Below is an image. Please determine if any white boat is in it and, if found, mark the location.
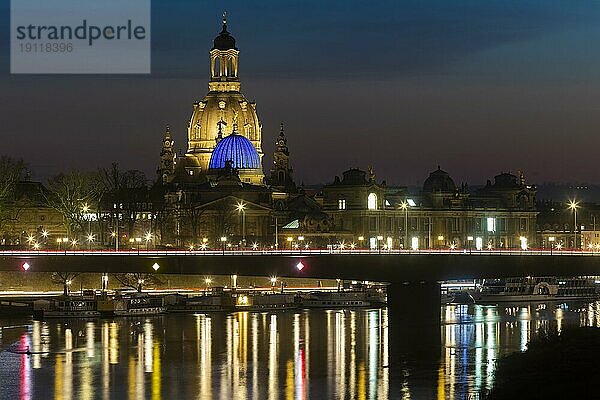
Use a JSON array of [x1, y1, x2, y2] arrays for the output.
[[475, 277, 600, 303], [33, 296, 101, 318], [109, 294, 166, 316], [299, 288, 386, 308]]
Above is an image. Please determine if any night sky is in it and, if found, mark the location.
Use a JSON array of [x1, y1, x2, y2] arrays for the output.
[[1, 0, 600, 186]]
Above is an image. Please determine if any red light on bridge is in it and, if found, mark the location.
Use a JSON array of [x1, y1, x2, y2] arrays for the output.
[[296, 261, 305, 271], [21, 262, 30, 271]]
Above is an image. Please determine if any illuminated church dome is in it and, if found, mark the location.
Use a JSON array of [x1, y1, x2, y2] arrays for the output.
[[209, 132, 261, 170], [182, 14, 264, 185]]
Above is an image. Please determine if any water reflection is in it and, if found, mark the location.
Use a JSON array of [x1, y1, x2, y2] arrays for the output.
[[0, 303, 598, 399], [440, 301, 598, 398]]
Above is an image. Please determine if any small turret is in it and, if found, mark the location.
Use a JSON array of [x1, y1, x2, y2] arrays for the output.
[[157, 125, 176, 184], [268, 123, 297, 192]]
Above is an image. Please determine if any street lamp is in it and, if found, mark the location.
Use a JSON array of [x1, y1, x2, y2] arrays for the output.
[[81, 203, 91, 236], [86, 233, 95, 250], [220, 236, 227, 254], [236, 201, 246, 246], [270, 276, 277, 293], [568, 200, 579, 250], [548, 236, 556, 255], [400, 201, 408, 250], [205, 277, 212, 294], [286, 236, 293, 250], [144, 232, 153, 250]]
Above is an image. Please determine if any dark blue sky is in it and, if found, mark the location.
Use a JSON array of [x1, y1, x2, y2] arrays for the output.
[[1, 0, 600, 185]]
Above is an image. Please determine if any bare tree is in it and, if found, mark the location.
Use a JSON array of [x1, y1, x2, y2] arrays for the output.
[[51, 272, 81, 296], [99, 163, 149, 238], [44, 171, 103, 236], [0, 157, 29, 232], [113, 272, 162, 293]]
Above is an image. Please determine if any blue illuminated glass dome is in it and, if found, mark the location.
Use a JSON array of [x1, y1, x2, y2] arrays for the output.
[[209, 133, 261, 170]]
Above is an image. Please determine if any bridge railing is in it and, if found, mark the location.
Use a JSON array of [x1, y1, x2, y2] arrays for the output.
[[0, 249, 598, 256]]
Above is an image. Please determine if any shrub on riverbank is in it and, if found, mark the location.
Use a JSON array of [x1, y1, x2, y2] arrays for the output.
[[487, 327, 600, 399]]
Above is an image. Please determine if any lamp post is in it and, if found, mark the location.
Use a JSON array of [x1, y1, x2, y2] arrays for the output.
[[236, 201, 246, 247], [548, 236, 555, 255], [220, 236, 227, 255], [358, 236, 364, 250], [144, 232, 153, 251], [205, 277, 212, 294], [86, 233, 95, 251], [568, 200, 579, 250], [400, 201, 408, 250], [376, 235, 384, 254], [82, 203, 91, 239]]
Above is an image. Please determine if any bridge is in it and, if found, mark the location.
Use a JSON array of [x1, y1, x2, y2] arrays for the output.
[[1, 249, 600, 282]]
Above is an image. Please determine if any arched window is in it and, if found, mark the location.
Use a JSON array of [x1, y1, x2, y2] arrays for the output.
[[367, 193, 377, 210], [213, 57, 221, 77], [228, 58, 236, 77]]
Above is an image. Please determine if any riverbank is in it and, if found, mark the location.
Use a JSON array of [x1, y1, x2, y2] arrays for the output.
[[487, 327, 600, 399]]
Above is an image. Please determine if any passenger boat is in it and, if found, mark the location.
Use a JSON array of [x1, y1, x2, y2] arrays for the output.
[[235, 292, 297, 311], [475, 276, 600, 303], [165, 289, 235, 313], [109, 294, 166, 316], [166, 289, 297, 312], [298, 285, 386, 308], [33, 295, 100, 318]]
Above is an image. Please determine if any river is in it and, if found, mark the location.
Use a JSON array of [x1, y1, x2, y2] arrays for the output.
[[0, 301, 597, 399]]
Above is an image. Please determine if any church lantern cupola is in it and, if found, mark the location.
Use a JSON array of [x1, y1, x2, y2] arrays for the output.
[[209, 12, 240, 93]]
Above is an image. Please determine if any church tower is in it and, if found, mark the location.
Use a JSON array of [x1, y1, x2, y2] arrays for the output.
[[268, 123, 296, 192], [157, 125, 175, 184], [184, 13, 263, 182]]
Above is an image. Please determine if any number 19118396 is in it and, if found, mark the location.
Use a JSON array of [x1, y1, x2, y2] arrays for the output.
[[19, 42, 73, 52]]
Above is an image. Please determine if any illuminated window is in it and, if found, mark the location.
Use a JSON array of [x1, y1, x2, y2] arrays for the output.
[[487, 217, 496, 232], [476, 237, 483, 250], [338, 199, 346, 210], [411, 237, 419, 250], [367, 193, 377, 210], [369, 237, 377, 249], [520, 236, 528, 250]]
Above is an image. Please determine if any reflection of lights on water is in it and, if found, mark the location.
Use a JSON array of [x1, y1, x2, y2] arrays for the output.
[[380, 309, 389, 399], [20, 333, 31, 400], [64, 328, 73, 400], [556, 308, 563, 332], [32, 320, 41, 369], [86, 322, 95, 358], [102, 322, 110, 400], [368, 310, 378, 398], [268, 314, 278, 400], [293, 313, 306, 400], [109, 322, 119, 365], [251, 314, 258, 397], [144, 322, 153, 373]]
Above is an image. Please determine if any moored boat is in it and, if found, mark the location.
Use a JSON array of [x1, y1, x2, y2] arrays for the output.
[[475, 276, 600, 304]]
